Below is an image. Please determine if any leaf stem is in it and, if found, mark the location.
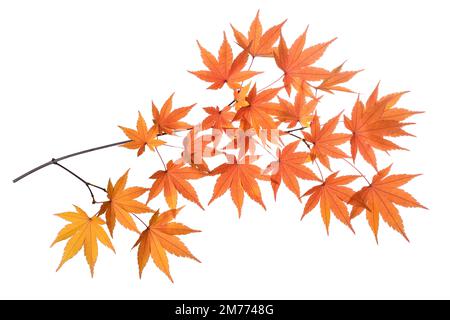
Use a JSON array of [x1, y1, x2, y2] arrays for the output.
[[131, 213, 148, 229], [342, 158, 371, 185], [240, 57, 255, 87], [287, 132, 325, 181], [248, 56, 255, 71], [314, 159, 325, 181], [155, 147, 167, 171], [258, 74, 284, 92]]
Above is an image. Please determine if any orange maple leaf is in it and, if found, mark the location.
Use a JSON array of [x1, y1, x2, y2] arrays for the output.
[[147, 160, 205, 209], [233, 84, 281, 133], [202, 105, 235, 131], [316, 62, 361, 94], [266, 92, 318, 128], [133, 207, 200, 280], [119, 112, 165, 156], [264, 141, 320, 200], [231, 10, 286, 58], [349, 165, 427, 242], [274, 28, 334, 95], [209, 155, 267, 216], [233, 82, 252, 110], [302, 173, 358, 234], [152, 93, 194, 134], [52, 206, 115, 277], [303, 113, 350, 170], [189, 33, 261, 89], [98, 170, 151, 235], [344, 85, 420, 169]]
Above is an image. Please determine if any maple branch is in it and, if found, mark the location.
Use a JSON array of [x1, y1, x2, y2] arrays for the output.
[[287, 132, 307, 143], [285, 127, 307, 133], [12, 139, 132, 183], [286, 132, 312, 151], [12, 128, 198, 184], [52, 160, 106, 204]]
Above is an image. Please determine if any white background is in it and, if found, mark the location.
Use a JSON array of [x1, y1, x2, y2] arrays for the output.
[[0, 0, 448, 299]]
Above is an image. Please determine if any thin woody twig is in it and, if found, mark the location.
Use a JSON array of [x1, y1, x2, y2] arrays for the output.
[[287, 132, 305, 141], [52, 160, 106, 204], [12, 128, 196, 183], [12, 140, 132, 183], [53, 160, 149, 228], [285, 127, 307, 133]]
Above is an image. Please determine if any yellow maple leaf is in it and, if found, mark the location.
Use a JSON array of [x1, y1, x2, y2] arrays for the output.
[[119, 111, 165, 156], [133, 207, 200, 280], [52, 205, 115, 277], [99, 170, 151, 235]]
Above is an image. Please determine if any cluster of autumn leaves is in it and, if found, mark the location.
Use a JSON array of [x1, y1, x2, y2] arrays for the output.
[[52, 12, 426, 280]]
